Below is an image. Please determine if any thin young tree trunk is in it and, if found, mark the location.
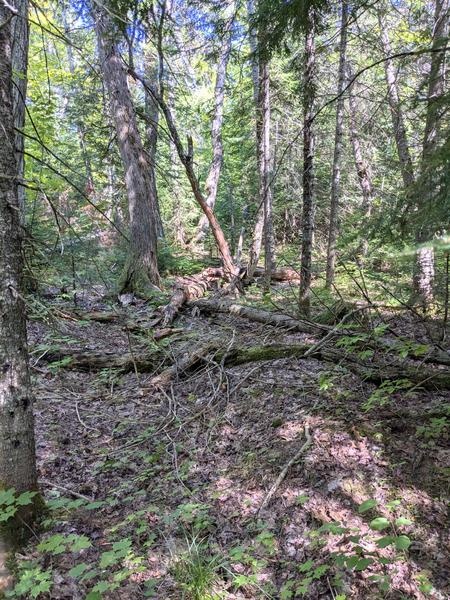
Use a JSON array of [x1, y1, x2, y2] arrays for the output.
[[259, 60, 274, 286], [299, 9, 316, 315], [347, 63, 374, 257], [246, 0, 273, 280], [193, 4, 234, 243], [144, 58, 164, 239], [11, 0, 29, 222], [62, 1, 94, 194], [325, 0, 348, 288], [94, 3, 160, 293], [165, 84, 187, 245], [0, 2, 39, 536], [378, 6, 415, 190], [133, 70, 239, 279], [144, 5, 164, 239], [246, 0, 263, 280], [413, 0, 448, 307]]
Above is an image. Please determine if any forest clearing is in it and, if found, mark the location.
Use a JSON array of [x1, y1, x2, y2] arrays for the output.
[[0, 0, 449, 598]]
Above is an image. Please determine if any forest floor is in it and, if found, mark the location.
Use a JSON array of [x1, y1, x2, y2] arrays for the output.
[[24, 283, 449, 600]]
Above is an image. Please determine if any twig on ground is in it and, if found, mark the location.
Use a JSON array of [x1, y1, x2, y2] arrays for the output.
[[75, 400, 101, 433], [304, 307, 366, 357], [258, 423, 312, 514], [40, 480, 93, 501]]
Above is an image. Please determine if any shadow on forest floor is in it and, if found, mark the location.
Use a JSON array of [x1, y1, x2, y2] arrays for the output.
[[26, 294, 449, 599]]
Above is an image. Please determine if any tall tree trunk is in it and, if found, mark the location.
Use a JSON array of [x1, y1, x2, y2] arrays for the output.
[[378, 5, 415, 190], [93, 3, 160, 293], [413, 0, 449, 307], [0, 2, 39, 537], [11, 0, 29, 222], [299, 9, 316, 315], [62, 1, 94, 194], [259, 60, 274, 286], [325, 0, 348, 288], [193, 4, 234, 243], [246, 0, 273, 280], [144, 6, 164, 239], [347, 63, 374, 257], [167, 89, 186, 245]]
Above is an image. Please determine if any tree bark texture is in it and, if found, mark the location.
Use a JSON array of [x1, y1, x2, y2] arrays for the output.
[[94, 3, 160, 292], [246, 0, 266, 279], [413, 0, 449, 306], [299, 9, 316, 315], [378, 6, 415, 190], [259, 60, 275, 285], [144, 5, 164, 239], [0, 3, 38, 513], [11, 0, 29, 222], [326, 0, 348, 288]]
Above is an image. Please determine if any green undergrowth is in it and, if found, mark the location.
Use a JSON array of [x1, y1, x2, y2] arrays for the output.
[[1, 477, 440, 599]]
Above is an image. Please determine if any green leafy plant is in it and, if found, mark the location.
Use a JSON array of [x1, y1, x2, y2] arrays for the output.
[[318, 372, 336, 392], [5, 563, 52, 599], [288, 499, 415, 597], [172, 502, 214, 533], [416, 416, 448, 441], [363, 379, 413, 411], [0, 488, 37, 523]]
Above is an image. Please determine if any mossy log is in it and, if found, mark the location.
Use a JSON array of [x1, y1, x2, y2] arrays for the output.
[[150, 341, 450, 389], [44, 349, 160, 372], [220, 344, 450, 389], [42, 341, 450, 389], [191, 299, 450, 367]]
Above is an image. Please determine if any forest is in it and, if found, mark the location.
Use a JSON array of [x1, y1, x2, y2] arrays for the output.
[[0, 0, 449, 598]]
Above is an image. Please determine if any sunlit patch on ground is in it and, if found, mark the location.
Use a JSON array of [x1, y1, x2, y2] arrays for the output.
[[23, 298, 450, 599]]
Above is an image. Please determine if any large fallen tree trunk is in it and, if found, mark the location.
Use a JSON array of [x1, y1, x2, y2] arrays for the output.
[[192, 298, 330, 335], [159, 267, 224, 326], [151, 342, 450, 389], [43, 348, 161, 372], [149, 341, 218, 387], [248, 266, 300, 282], [159, 266, 300, 326], [191, 299, 450, 367], [41, 340, 450, 389]]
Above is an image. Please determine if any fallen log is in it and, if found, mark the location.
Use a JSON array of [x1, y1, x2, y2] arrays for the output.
[[221, 344, 450, 389], [149, 341, 219, 387], [191, 299, 450, 367], [44, 348, 160, 372], [159, 267, 223, 326], [250, 266, 300, 282], [191, 299, 330, 335], [159, 266, 302, 327], [60, 309, 162, 332], [41, 340, 450, 389]]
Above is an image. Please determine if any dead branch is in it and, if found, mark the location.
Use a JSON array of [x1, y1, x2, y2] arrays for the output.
[[149, 341, 219, 387], [258, 424, 312, 513]]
